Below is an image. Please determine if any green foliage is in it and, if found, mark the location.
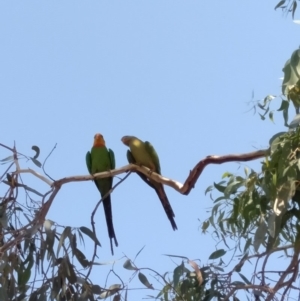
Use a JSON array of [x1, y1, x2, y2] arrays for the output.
[[154, 259, 219, 301], [0, 146, 124, 301], [205, 128, 300, 254], [255, 48, 300, 126], [275, 0, 298, 18], [282, 49, 300, 114]]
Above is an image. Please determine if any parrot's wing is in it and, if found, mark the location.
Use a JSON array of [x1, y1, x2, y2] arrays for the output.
[[126, 150, 136, 164], [108, 148, 115, 169], [144, 141, 161, 174], [127, 150, 155, 189], [86, 150, 101, 190], [86, 151, 92, 174]]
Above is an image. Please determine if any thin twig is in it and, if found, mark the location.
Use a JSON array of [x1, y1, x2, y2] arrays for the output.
[[14, 169, 53, 186], [85, 172, 132, 280], [42, 143, 57, 181]]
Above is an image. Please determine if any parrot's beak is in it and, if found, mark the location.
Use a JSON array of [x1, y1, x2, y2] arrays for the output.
[[121, 136, 127, 145]]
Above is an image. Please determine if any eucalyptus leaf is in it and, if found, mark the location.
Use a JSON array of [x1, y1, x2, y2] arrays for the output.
[[209, 249, 226, 260], [254, 219, 267, 252], [79, 226, 101, 246], [31, 145, 40, 159], [138, 272, 154, 289]]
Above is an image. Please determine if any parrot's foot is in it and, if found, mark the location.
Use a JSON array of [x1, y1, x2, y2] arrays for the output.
[[108, 169, 114, 178], [147, 169, 154, 177]]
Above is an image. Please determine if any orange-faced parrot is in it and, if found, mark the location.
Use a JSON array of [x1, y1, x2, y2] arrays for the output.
[[86, 133, 118, 255]]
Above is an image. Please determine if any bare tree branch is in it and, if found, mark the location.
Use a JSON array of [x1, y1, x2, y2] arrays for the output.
[[53, 148, 269, 195], [14, 169, 53, 186]]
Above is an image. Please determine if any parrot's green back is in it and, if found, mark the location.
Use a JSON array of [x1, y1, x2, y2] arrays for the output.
[[127, 138, 161, 174], [122, 136, 177, 230]]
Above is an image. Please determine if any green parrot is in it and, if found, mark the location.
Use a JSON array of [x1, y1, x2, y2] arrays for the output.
[[121, 135, 177, 230], [86, 133, 118, 255]]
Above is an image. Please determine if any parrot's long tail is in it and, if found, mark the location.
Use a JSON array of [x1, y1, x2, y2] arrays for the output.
[[154, 185, 178, 231], [135, 172, 177, 230], [102, 195, 118, 255]]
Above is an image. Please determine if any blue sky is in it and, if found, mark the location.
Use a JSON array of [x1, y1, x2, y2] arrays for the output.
[[0, 1, 299, 299]]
